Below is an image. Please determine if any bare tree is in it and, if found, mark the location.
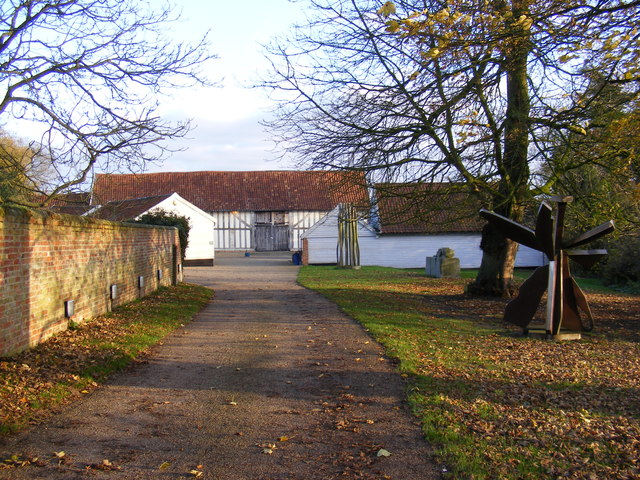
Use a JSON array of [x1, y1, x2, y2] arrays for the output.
[[263, 0, 640, 296], [0, 0, 215, 205]]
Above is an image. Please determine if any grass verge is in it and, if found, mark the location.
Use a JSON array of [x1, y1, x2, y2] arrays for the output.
[[0, 283, 212, 435], [298, 266, 640, 480]]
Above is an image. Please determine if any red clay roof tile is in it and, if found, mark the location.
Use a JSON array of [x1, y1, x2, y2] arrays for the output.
[[41, 192, 92, 215], [92, 170, 369, 212], [374, 183, 485, 234], [88, 194, 173, 222]]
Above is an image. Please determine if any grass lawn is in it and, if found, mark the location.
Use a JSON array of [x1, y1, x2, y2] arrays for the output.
[[298, 266, 640, 480], [0, 283, 212, 435]]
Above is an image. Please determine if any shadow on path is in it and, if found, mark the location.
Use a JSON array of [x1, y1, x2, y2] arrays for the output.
[[0, 253, 441, 480]]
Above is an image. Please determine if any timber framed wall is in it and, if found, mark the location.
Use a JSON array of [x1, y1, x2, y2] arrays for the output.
[[0, 207, 182, 356], [212, 210, 328, 251]]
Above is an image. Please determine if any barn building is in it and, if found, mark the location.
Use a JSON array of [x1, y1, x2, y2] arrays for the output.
[[91, 170, 368, 252]]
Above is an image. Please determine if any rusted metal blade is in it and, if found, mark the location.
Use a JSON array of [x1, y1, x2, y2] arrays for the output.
[[535, 202, 554, 260], [570, 277, 595, 332], [560, 258, 582, 332], [563, 221, 615, 249], [566, 249, 608, 269], [504, 265, 549, 328], [479, 209, 540, 252]]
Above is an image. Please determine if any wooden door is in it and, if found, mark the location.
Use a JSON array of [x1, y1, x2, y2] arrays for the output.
[[254, 225, 290, 251]]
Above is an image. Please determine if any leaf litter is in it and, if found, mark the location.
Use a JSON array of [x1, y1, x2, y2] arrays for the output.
[[299, 267, 640, 479], [0, 284, 212, 436], [412, 284, 639, 478]]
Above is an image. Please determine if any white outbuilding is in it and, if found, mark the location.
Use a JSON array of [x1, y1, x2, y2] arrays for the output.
[[301, 184, 547, 269], [85, 192, 216, 265]]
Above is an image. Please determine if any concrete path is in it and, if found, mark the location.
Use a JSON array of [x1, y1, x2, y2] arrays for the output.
[[0, 252, 440, 479]]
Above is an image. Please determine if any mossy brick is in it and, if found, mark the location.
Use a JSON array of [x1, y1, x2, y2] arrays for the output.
[[0, 206, 181, 355]]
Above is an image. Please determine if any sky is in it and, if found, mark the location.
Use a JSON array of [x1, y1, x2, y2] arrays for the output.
[[153, 0, 306, 173]]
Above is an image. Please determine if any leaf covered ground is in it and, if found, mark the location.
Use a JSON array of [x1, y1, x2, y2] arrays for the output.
[[298, 266, 640, 480], [0, 283, 212, 435]]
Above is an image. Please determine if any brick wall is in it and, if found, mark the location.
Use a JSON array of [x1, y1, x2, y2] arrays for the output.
[[0, 207, 182, 356]]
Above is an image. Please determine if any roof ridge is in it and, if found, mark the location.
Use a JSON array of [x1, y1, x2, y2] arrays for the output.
[[103, 193, 173, 205]]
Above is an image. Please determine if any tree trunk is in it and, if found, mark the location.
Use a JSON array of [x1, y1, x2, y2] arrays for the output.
[[468, 0, 532, 297], [467, 221, 520, 297]]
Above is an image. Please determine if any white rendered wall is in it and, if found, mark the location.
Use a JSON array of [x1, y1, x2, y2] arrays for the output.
[[290, 211, 327, 250], [303, 208, 546, 268], [150, 194, 216, 262]]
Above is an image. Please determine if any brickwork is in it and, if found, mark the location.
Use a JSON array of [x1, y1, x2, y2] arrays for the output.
[[302, 238, 309, 265], [0, 207, 182, 356]]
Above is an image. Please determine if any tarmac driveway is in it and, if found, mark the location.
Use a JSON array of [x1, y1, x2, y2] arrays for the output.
[[0, 252, 440, 479]]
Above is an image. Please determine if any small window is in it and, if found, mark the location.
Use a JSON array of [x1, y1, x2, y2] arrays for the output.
[[255, 212, 271, 224], [273, 212, 288, 225]]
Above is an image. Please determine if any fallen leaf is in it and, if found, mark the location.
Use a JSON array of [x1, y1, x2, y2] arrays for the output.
[[159, 461, 171, 470], [89, 459, 120, 471], [53, 451, 65, 458], [262, 448, 273, 455], [278, 436, 289, 442], [377, 449, 391, 457]]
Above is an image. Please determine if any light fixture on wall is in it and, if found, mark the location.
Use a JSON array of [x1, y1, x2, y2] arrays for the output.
[[138, 276, 144, 289], [110, 284, 117, 300], [64, 300, 75, 318]]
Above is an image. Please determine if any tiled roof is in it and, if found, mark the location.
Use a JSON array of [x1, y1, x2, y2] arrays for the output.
[[46, 192, 91, 206], [43, 192, 93, 216], [374, 183, 485, 234], [87, 194, 172, 222], [92, 170, 369, 212], [51, 205, 93, 216]]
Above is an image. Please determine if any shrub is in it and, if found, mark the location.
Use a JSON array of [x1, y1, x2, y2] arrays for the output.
[[131, 209, 191, 259], [600, 235, 640, 292]]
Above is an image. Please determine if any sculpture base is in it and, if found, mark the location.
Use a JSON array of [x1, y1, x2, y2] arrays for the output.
[[522, 328, 582, 341]]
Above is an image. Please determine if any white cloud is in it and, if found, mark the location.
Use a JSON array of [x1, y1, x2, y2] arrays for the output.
[[155, 115, 296, 172], [147, 0, 306, 172]]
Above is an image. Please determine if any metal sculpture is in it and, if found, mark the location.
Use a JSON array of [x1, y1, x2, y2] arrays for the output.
[[337, 203, 361, 269], [480, 196, 614, 338]]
